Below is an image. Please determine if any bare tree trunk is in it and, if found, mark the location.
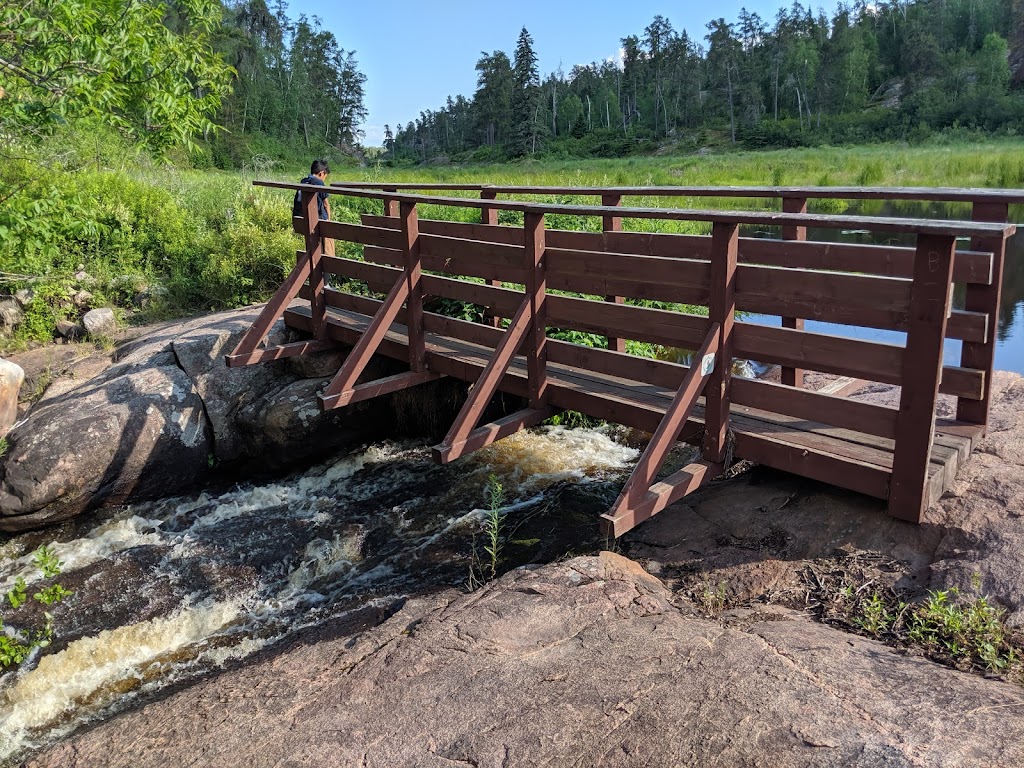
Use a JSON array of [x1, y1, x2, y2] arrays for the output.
[[773, 57, 779, 120], [551, 82, 557, 136], [727, 63, 736, 144]]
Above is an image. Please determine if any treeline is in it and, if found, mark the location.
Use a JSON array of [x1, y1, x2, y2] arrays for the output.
[[387, 0, 1024, 162], [207, 0, 367, 168]]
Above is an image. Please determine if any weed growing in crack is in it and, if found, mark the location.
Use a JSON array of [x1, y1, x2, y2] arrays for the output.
[[467, 474, 506, 591], [804, 565, 1019, 676]]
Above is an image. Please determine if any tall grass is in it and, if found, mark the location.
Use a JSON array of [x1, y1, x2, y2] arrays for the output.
[[6, 136, 1024, 348]]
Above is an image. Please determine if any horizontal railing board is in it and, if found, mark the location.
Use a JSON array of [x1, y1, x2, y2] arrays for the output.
[[258, 181, 1016, 238], [730, 377, 898, 440], [324, 243, 985, 343], [362, 214, 526, 246], [364, 245, 528, 283], [284, 303, 895, 500], [319, 255, 711, 350], [545, 248, 712, 297], [362, 214, 994, 285], [732, 322, 984, 399], [735, 263, 911, 330], [320, 246, 988, 350], [337, 181, 1024, 206], [733, 322, 904, 384], [319, 220, 403, 249]]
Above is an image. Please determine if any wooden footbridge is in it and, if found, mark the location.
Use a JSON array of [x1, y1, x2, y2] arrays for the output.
[[229, 181, 1018, 536]]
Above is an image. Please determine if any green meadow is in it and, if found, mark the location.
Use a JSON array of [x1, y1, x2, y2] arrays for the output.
[[4, 138, 1024, 348]]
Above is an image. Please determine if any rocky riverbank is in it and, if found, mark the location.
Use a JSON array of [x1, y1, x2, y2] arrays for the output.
[[0, 307, 466, 532], [3, 306, 1024, 766]]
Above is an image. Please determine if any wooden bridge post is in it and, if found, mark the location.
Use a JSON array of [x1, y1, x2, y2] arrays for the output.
[[525, 211, 548, 408], [780, 196, 807, 388], [956, 201, 1009, 431], [482, 188, 502, 327], [889, 234, 956, 522], [602, 194, 627, 353], [302, 189, 327, 339], [401, 201, 426, 371], [480, 188, 499, 226], [383, 186, 398, 217], [702, 222, 738, 464]]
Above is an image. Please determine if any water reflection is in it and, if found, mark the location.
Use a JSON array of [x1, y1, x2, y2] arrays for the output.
[[741, 199, 1023, 374]]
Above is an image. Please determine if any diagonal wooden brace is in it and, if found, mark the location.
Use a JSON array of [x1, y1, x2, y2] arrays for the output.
[[432, 297, 536, 464], [226, 338, 338, 368], [225, 251, 329, 366], [318, 273, 411, 411], [601, 323, 722, 537]]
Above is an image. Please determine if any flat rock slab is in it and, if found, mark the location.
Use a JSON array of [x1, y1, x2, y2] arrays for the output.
[[627, 371, 1024, 625], [30, 551, 1024, 768]]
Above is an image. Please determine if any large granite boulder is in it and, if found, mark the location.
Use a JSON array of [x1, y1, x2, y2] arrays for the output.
[[0, 351, 211, 530], [0, 357, 24, 434], [28, 551, 1024, 768], [0, 306, 463, 532]]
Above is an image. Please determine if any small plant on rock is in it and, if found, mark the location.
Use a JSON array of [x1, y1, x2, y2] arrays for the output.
[[0, 545, 73, 670], [467, 474, 507, 590]]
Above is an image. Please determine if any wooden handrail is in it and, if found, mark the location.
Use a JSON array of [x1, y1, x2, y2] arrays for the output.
[[256, 181, 1016, 238], [328, 180, 1024, 206]]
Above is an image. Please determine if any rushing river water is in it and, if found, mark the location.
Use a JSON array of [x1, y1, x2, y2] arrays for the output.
[[0, 426, 668, 764]]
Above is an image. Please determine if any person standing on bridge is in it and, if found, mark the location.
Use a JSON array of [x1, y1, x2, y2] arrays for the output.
[[293, 159, 335, 256]]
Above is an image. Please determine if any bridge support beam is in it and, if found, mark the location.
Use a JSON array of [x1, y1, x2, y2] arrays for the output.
[[225, 189, 341, 367], [600, 324, 721, 538]]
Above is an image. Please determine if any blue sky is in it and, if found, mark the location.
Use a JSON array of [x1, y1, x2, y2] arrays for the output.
[[286, 1, 791, 145]]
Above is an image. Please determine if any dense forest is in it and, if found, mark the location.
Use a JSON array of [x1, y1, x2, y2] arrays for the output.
[[208, 0, 367, 168], [387, 0, 1024, 163], [0, 0, 367, 168]]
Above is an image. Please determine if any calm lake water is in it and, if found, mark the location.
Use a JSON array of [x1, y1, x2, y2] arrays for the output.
[[741, 200, 1024, 375]]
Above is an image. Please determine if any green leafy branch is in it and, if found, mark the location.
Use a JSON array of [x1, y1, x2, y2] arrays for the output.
[[0, 545, 73, 670]]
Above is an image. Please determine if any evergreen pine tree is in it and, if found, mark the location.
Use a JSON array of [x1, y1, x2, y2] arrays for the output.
[[511, 27, 541, 156]]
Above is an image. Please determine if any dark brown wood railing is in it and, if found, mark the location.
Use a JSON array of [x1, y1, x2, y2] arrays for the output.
[[229, 181, 1016, 536], [335, 181, 1020, 428]]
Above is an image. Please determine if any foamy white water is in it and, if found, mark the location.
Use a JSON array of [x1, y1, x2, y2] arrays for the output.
[[0, 427, 638, 763]]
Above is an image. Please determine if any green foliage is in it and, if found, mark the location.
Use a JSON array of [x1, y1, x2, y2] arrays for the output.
[[0, 0, 232, 152], [483, 475, 505, 581], [0, 545, 72, 670], [468, 474, 507, 589], [387, 2, 1024, 162], [829, 574, 1019, 674]]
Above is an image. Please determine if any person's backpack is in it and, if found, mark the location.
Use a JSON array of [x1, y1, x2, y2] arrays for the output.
[[291, 176, 310, 218]]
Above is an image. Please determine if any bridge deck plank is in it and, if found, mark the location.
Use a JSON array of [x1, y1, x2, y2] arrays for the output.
[[284, 304, 976, 506]]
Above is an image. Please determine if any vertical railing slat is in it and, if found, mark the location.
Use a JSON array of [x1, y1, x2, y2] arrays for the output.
[[602, 193, 626, 353], [383, 186, 398, 217], [956, 201, 1009, 431], [702, 222, 739, 464], [401, 201, 426, 371], [302, 189, 327, 340], [780, 196, 807, 388], [525, 212, 548, 408], [889, 234, 956, 522], [482, 188, 502, 327]]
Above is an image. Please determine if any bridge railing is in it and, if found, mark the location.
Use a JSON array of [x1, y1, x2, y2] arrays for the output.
[[333, 181, 1021, 432], [238, 181, 1014, 531]]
